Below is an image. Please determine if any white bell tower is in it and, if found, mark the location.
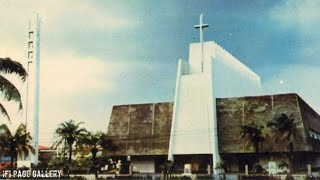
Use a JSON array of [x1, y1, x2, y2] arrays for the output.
[[26, 13, 41, 165]]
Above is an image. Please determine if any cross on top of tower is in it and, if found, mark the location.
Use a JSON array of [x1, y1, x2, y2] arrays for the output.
[[194, 14, 209, 43]]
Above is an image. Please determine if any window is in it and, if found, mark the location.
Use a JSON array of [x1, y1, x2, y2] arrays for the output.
[[28, 51, 33, 59], [28, 41, 33, 49], [309, 130, 320, 140], [28, 31, 34, 39]]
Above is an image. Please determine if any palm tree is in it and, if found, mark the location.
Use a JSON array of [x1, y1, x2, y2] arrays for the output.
[[0, 123, 35, 169], [267, 113, 301, 173], [240, 124, 265, 153], [53, 119, 87, 174], [78, 131, 117, 178], [160, 160, 173, 180], [0, 57, 27, 122]]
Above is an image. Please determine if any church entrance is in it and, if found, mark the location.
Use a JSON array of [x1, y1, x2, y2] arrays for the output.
[[173, 154, 212, 174]]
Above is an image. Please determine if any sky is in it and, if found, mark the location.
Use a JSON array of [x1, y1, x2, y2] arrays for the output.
[[1, 0, 320, 146]]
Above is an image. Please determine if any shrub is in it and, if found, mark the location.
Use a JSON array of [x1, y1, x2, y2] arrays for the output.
[[71, 176, 87, 180]]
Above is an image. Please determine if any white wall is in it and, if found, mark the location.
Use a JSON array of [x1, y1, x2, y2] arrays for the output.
[[168, 41, 261, 162], [211, 42, 261, 98], [170, 74, 213, 154]]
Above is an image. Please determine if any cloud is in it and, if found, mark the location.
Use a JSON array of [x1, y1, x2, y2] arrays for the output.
[[263, 65, 320, 113], [271, 0, 320, 32], [36, 53, 132, 145], [0, 0, 138, 61], [0, 1, 185, 146], [40, 53, 125, 96], [269, 0, 320, 66], [1, 1, 135, 31]]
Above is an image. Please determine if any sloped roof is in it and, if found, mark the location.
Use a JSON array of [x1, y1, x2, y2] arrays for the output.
[[39, 145, 50, 150]]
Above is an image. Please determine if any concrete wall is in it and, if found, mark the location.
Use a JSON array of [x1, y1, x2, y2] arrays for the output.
[[169, 41, 261, 158], [188, 41, 261, 98], [170, 74, 214, 154], [106, 102, 173, 155], [298, 96, 320, 152], [216, 93, 311, 153], [169, 42, 217, 156]]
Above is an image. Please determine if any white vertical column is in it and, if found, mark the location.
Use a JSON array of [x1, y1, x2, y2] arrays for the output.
[[24, 14, 37, 164], [31, 13, 41, 165], [168, 59, 186, 161], [24, 15, 35, 163]]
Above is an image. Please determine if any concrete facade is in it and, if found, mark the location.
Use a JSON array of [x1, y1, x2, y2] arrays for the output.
[[105, 40, 320, 174], [106, 102, 173, 156], [106, 93, 320, 173], [217, 93, 310, 153], [217, 93, 320, 172], [168, 41, 261, 173]]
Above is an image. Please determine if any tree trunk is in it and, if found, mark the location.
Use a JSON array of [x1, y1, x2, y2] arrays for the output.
[[10, 144, 14, 171], [10, 153, 14, 171], [69, 143, 72, 176], [92, 147, 98, 179], [254, 145, 259, 165], [289, 142, 294, 173]]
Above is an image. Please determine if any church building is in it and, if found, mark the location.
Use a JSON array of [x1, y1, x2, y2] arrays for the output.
[[105, 15, 320, 175]]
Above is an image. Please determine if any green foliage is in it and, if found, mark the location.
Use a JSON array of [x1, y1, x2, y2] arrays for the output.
[[71, 176, 87, 180], [160, 160, 174, 180], [267, 113, 300, 145], [48, 156, 69, 170], [0, 57, 27, 121], [77, 131, 116, 157], [267, 113, 301, 173], [48, 156, 94, 174], [0, 123, 34, 169], [76, 131, 117, 178], [53, 119, 87, 148], [36, 151, 55, 169], [53, 119, 87, 175], [253, 163, 267, 174], [71, 157, 93, 174], [240, 123, 265, 152], [160, 160, 174, 173]]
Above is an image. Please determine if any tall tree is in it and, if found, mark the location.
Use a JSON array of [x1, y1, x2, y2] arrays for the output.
[[0, 123, 35, 169], [0, 57, 27, 122], [240, 124, 265, 153], [78, 131, 117, 178], [53, 119, 87, 175], [267, 113, 301, 173]]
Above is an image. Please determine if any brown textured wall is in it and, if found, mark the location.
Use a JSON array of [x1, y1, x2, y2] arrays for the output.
[[297, 96, 320, 152], [106, 102, 173, 155], [217, 93, 310, 154], [107, 94, 318, 156]]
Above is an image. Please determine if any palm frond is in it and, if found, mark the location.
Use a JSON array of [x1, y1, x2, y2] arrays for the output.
[[52, 138, 65, 149], [0, 103, 10, 122], [0, 75, 23, 110], [0, 58, 27, 81], [0, 123, 34, 159], [280, 131, 291, 142], [0, 124, 11, 136]]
